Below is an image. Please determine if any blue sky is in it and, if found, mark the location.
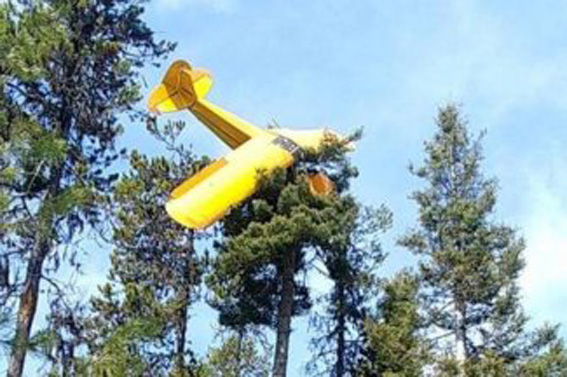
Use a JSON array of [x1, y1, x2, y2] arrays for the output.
[[6, 0, 567, 376]]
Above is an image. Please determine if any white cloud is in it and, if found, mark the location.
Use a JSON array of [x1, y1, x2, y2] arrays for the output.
[[520, 157, 567, 326]]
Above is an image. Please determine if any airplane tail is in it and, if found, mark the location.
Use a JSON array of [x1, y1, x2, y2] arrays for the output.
[[148, 60, 213, 113]]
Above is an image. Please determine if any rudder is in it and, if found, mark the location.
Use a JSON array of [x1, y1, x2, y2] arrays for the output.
[[148, 60, 213, 113]]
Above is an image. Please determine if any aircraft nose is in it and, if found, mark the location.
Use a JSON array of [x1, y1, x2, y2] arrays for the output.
[[343, 140, 356, 152]]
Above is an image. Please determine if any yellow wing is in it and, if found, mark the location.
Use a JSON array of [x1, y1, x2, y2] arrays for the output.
[[148, 60, 266, 149]]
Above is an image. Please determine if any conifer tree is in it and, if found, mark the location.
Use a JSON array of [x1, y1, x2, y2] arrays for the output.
[[400, 105, 567, 374], [81, 121, 206, 376], [308, 203, 391, 377], [0, 0, 173, 375], [21, 122, 206, 376], [208, 140, 358, 377]]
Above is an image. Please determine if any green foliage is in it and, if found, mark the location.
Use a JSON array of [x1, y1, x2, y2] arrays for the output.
[[518, 338, 567, 376], [29, 123, 206, 376], [308, 203, 392, 376], [37, 311, 166, 377], [209, 169, 321, 327], [199, 334, 270, 377], [0, 2, 67, 81], [90, 317, 165, 377], [434, 336, 567, 377], [358, 271, 428, 376], [71, 122, 203, 376], [0, 0, 174, 268]]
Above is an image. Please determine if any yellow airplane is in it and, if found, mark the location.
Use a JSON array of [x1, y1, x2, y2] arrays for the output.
[[148, 60, 353, 229]]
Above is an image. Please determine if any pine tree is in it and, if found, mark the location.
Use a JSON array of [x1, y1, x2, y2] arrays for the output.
[[358, 271, 429, 376], [81, 121, 206, 376], [208, 139, 358, 377], [400, 105, 567, 374], [308, 203, 391, 376], [1, 0, 173, 375], [16, 121, 204, 376]]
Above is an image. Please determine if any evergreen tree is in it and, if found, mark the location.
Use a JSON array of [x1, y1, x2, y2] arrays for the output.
[[23, 121, 205, 376], [82, 121, 206, 376], [0, 0, 173, 375], [208, 139, 357, 377], [400, 105, 567, 374], [357, 271, 428, 377], [308, 203, 391, 377]]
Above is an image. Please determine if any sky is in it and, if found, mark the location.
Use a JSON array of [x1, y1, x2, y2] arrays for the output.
[[5, 0, 567, 376]]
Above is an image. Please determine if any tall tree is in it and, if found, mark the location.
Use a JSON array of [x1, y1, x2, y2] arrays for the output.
[[82, 120, 206, 376], [308, 203, 391, 377], [208, 139, 357, 377], [21, 121, 205, 376], [0, 0, 173, 374], [400, 105, 566, 373]]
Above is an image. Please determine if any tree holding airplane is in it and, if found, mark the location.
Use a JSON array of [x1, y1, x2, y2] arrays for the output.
[[207, 141, 363, 377]]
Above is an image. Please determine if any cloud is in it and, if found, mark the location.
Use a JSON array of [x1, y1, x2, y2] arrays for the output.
[[520, 154, 567, 327]]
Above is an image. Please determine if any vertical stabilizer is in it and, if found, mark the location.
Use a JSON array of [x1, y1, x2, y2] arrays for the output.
[[148, 60, 266, 149]]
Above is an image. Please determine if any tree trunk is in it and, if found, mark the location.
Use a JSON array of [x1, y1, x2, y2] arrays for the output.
[[8, 240, 49, 377], [273, 249, 296, 377], [335, 279, 346, 377], [174, 290, 189, 374], [235, 328, 244, 377], [455, 300, 469, 375], [9, 164, 61, 377], [174, 232, 196, 375]]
